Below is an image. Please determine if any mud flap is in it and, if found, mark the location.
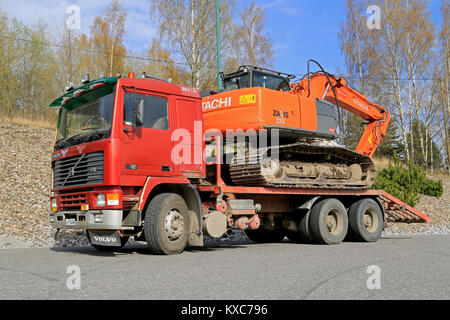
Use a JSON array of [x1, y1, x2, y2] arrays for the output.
[[88, 231, 122, 247]]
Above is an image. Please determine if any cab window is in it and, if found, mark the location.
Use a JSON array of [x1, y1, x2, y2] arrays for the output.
[[124, 92, 169, 130]]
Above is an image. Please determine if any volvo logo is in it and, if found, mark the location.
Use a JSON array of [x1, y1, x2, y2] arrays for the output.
[[61, 149, 68, 157], [69, 167, 76, 177], [76, 144, 86, 154]]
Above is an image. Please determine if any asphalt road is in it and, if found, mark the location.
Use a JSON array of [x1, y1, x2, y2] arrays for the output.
[[0, 235, 449, 300]]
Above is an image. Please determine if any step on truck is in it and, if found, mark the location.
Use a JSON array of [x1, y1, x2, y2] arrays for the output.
[[49, 65, 430, 254]]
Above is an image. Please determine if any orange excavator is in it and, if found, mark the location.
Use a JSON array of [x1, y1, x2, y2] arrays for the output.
[[201, 60, 391, 190]]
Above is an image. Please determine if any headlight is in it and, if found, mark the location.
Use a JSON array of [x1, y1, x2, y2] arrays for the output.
[[51, 198, 58, 212], [94, 214, 103, 223], [96, 194, 106, 207]]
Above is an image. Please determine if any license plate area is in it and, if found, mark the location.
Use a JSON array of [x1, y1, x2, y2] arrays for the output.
[[65, 218, 77, 226], [88, 231, 122, 247]]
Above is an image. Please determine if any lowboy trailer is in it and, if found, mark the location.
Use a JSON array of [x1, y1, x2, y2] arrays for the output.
[[49, 72, 429, 255]]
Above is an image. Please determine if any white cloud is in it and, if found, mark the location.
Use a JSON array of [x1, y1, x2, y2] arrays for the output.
[[1, 0, 157, 52], [123, 1, 158, 52], [280, 6, 303, 17], [261, 0, 286, 9]]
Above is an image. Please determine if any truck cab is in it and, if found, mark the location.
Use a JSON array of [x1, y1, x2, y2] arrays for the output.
[[50, 74, 205, 252]]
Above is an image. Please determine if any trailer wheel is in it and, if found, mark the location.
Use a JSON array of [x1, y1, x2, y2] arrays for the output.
[[298, 211, 315, 243], [144, 193, 190, 255], [86, 231, 129, 251], [348, 198, 383, 242], [245, 228, 285, 243], [286, 212, 313, 243], [309, 198, 348, 244]]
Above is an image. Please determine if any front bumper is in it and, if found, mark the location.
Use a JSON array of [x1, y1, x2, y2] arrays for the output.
[[50, 210, 123, 230]]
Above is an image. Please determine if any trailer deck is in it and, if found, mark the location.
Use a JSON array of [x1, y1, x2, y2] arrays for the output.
[[201, 138, 431, 224]]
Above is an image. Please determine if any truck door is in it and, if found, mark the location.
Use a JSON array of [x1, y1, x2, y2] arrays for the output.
[[120, 90, 174, 178]]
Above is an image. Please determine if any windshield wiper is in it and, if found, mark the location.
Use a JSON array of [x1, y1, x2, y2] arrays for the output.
[[81, 127, 102, 131]]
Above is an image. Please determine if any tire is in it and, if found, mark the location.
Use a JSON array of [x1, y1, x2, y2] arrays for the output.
[[144, 193, 190, 255], [348, 198, 383, 242], [245, 228, 285, 243], [309, 198, 348, 245], [297, 211, 315, 243], [286, 212, 312, 243], [86, 230, 129, 251]]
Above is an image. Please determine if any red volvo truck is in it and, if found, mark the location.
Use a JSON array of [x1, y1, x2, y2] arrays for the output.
[[49, 71, 429, 255]]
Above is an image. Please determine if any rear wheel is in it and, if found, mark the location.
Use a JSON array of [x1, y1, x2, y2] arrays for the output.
[[309, 198, 348, 244], [348, 198, 383, 242], [286, 212, 313, 243], [144, 193, 190, 255], [245, 228, 285, 243]]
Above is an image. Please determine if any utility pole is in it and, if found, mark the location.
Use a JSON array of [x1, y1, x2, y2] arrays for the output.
[[215, 0, 222, 90]]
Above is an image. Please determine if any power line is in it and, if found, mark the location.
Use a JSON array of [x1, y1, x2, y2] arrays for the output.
[[1, 35, 445, 81], [293, 73, 444, 81], [0, 35, 190, 67]]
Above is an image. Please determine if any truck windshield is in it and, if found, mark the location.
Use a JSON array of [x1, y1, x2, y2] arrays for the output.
[[55, 91, 115, 150]]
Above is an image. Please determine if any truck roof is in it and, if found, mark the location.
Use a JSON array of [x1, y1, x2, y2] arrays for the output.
[[50, 76, 200, 110]]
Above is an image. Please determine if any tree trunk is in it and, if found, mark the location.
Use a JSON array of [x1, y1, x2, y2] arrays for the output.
[[440, 79, 450, 172], [408, 79, 414, 161], [384, 0, 409, 161], [411, 72, 426, 166]]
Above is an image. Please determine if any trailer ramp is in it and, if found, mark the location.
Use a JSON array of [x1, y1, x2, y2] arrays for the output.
[[376, 191, 431, 223]]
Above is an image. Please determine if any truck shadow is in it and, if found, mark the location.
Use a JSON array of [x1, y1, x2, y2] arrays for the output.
[[49, 236, 414, 257], [49, 240, 260, 257]]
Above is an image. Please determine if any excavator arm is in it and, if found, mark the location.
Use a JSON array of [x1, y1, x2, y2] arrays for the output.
[[292, 73, 391, 158]]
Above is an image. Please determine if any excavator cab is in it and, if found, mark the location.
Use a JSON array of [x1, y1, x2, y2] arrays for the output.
[[220, 65, 295, 92]]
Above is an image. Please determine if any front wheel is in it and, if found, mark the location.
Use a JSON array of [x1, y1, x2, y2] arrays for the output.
[[144, 193, 190, 255]]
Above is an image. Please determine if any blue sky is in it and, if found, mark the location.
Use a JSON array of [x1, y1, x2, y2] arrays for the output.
[[1, 0, 445, 78]]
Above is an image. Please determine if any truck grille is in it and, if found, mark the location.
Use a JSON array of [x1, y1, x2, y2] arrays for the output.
[[53, 151, 104, 189], [60, 193, 88, 210]]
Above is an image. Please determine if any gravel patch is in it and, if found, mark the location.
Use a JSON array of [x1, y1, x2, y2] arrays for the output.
[[0, 121, 448, 249], [383, 177, 450, 236]]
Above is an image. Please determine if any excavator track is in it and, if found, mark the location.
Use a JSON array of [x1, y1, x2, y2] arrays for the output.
[[228, 142, 376, 190]]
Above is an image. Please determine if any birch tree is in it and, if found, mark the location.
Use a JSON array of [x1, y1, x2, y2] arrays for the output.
[[232, 1, 274, 68], [90, 0, 127, 78], [403, 0, 435, 165], [150, 0, 234, 90]]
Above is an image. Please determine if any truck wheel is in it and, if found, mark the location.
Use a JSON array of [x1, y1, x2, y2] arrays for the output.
[[286, 212, 314, 243], [309, 198, 348, 245], [348, 198, 383, 242], [144, 193, 190, 255], [297, 211, 315, 243], [86, 231, 129, 251], [245, 228, 285, 243]]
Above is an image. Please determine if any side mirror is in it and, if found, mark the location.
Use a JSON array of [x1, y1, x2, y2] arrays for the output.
[[135, 99, 145, 127]]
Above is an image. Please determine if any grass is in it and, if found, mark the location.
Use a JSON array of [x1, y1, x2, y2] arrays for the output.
[[0, 112, 56, 130], [373, 156, 449, 178], [373, 157, 391, 170]]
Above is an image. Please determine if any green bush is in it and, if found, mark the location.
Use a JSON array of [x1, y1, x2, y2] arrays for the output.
[[372, 160, 443, 207]]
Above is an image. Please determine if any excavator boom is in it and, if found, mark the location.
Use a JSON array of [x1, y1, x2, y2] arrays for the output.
[[293, 72, 391, 157]]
